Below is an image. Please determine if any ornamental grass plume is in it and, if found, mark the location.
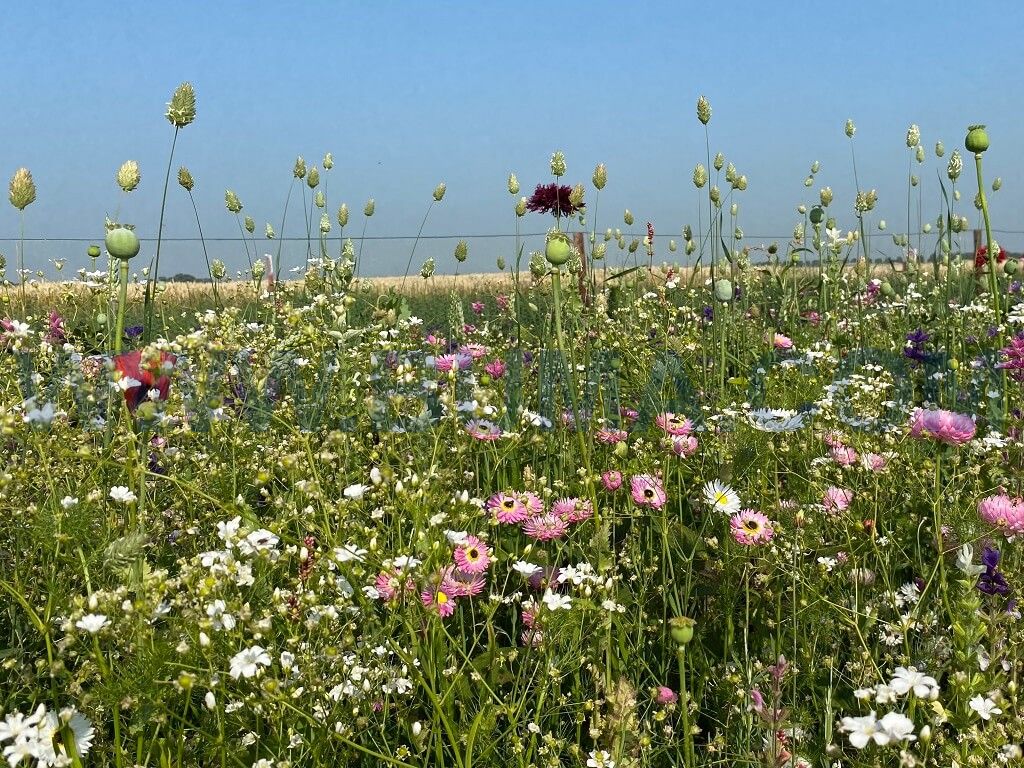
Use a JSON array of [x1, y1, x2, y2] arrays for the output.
[[909, 408, 976, 446], [117, 160, 141, 193], [8, 167, 36, 210], [165, 82, 196, 128]]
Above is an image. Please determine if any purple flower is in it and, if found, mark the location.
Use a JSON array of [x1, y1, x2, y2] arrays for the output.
[[525, 183, 583, 218], [982, 545, 1001, 569], [125, 325, 144, 339]]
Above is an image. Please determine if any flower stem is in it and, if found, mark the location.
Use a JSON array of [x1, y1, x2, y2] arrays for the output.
[[114, 259, 129, 354], [146, 127, 179, 343]]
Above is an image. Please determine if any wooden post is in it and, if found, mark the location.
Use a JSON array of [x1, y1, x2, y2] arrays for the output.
[[974, 228, 982, 255], [573, 231, 589, 306]]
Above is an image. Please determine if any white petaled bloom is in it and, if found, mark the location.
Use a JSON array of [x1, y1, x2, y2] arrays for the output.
[[970, 695, 1002, 720], [241, 529, 279, 554], [60, 496, 79, 509], [63, 710, 95, 756], [541, 590, 572, 611], [587, 750, 615, 767], [109, 486, 137, 504], [840, 712, 884, 748], [889, 666, 939, 699], [702, 480, 741, 515], [747, 408, 807, 432], [343, 483, 369, 500], [955, 544, 986, 576], [23, 400, 55, 426], [229, 645, 272, 679], [513, 560, 541, 577], [878, 712, 916, 743], [0, 707, 45, 744], [206, 600, 236, 631], [75, 614, 109, 634], [334, 544, 367, 563]]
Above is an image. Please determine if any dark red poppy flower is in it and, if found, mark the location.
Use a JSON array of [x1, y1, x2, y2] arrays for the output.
[[975, 244, 1007, 271], [525, 183, 583, 218], [113, 349, 177, 411]]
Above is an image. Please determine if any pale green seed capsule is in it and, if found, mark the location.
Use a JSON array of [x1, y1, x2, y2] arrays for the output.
[[669, 239, 677, 252], [923, 223, 932, 233], [878, 220, 886, 231], [730, 203, 738, 216], [713, 278, 733, 302], [685, 239, 696, 255], [797, 204, 807, 215], [915, 145, 925, 163]]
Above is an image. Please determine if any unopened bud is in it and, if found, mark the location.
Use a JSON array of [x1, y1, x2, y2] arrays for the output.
[[293, 156, 306, 179], [696, 95, 711, 125], [550, 151, 566, 177], [244, 215, 255, 233], [306, 166, 320, 189], [433, 182, 446, 202], [338, 203, 349, 227], [454, 240, 468, 263], [624, 209, 634, 226], [693, 164, 708, 189]]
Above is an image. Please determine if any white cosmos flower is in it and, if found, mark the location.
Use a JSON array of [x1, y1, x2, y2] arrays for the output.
[[702, 480, 741, 515], [75, 614, 109, 634], [229, 645, 271, 679], [747, 408, 807, 432]]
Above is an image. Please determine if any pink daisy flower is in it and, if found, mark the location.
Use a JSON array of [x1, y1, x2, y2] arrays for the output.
[[465, 419, 502, 441], [823, 486, 853, 513], [435, 352, 473, 372], [656, 412, 693, 436], [458, 343, 489, 360], [909, 408, 976, 446], [861, 452, 888, 472], [552, 497, 593, 523], [522, 514, 569, 541], [488, 492, 529, 524], [596, 427, 628, 445], [453, 535, 491, 574], [601, 470, 623, 491], [421, 586, 456, 618], [619, 407, 639, 423], [630, 474, 667, 509], [730, 509, 775, 545], [770, 332, 793, 351], [374, 570, 400, 601], [518, 492, 545, 516], [442, 567, 487, 598], [831, 445, 859, 466], [670, 435, 698, 458], [978, 493, 1024, 534]]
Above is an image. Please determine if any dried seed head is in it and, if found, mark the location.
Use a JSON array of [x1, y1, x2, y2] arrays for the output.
[[244, 215, 255, 233], [725, 163, 737, 183], [294, 157, 307, 179], [314, 190, 325, 209], [592, 163, 607, 191], [569, 184, 585, 209], [623, 209, 634, 226], [433, 182, 446, 202], [320, 212, 331, 234], [307, 166, 320, 189], [166, 82, 196, 128], [935, 141, 945, 158], [845, 119, 856, 138], [992, 177, 1003, 192], [947, 150, 963, 181], [906, 123, 921, 148], [550, 151, 566, 177], [515, 197, 526, 217], [364, 198, 375, 217], [693, 164, 707, 189], [323, 152, 334, 170], [117, 160, 141, 193], [225, 190, 243, 214], [177, 166, 194, 192], [915, 145, 925, 163], [696, 95, 711, 125], [508, 173, 519, 195], [337, 203, 349, 227], [265, 222, 276, 239], [454, 240, 468, 263], [811, 160, 821, 174], [8, 168, 36, 210], [713, 153, 724, 171], [420, 257, 436, 279]]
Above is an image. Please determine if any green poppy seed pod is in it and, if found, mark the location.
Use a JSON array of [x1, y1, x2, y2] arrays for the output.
[[820, 186, 833, 207], [420, 257, 436, 279], [454, 239, 468, 263], [845, 119, 856, 138], [545, 230, 572, 266], [713, 279, 733, 302], [8, 167, 36, 210], [569, 184, 585, 209], [87, 244, 101, 258], [550, 151, 566, 177], [730, 202, 738, 216], [915, 145, 925, 163], [628, 238, 639, 253], [685, 239, 696, 255], [496, 255, 506, 270], [244, 215, 255, 233], [880, 281, 895, 297], [515, 197, 526, 217], [306, 166, 320, 189], [993, 177, 1003, 191], [669, 239, 677, 252], [725, 163, 737, 183], [709, 186, 721, 206], [683, 225, 692, 241], [105, 224, 140, 260], [1005, 259, 1019, 276], [320, 212, 331, 234], [177, 166, 194, 192], [265, 223, 275, 239], [508, 172, 519, 195], [624, 209, 634, 226], [117, 160, 141, 193], [965, 124, 989, 154], [323, 152, 334, 170], [225, 190, 243, 214], [166, 82, 196, 128], [337, 203, 349, 227], [433, 182, 446, 202], [294, 157, 307, 179], [693, 163, 708, 189], [314, 190, 325, 209], [364, 198, 375, 217], [736, 175, 747, 191], [809, 206, 824, 225], [947, 150, 963, 181], [592, 163, 607, 190], [696, 95, 711, 125], [910, 174, 919, 187], [935, 141, 945, 158], [906, 123, 921, 148], [211, 259, 226, 280], [713, 152, 724, 171]]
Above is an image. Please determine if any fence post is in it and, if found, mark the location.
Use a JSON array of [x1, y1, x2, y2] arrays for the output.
[[973, 228, 982, 255]]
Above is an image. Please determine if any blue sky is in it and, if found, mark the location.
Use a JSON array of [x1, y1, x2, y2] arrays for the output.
[[2, 1, 1023, 278]]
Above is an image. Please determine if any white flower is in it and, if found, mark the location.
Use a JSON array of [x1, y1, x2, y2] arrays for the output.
[[392, 555, 421, 572], [955, 544, 986, 576], [206, 600, 236, 631], [541, 590, 572, 611], [702, 480, 741, 515], [64, 710, 95, 756], [23, 400, 55, 426], [343, 483, 369, 500], [229, 646, 272, 679], [747, 408, 807, 432], [878, 711, 916, 743], [217, 516, 241, 544], [108, 486, 137, 504], [969, 694, 1002, 720], [334, 544, 367, 562], [445, 530, 469, 545], [60, 496, 79, 509], [840, 712, 886, 748], [241, 528, 279, 554], [75, 614, 109, 634], [587, 750, 615, 767], [889, 666, 939, 699], [369, 467, 382, 485], [513, 560, 540, 577]]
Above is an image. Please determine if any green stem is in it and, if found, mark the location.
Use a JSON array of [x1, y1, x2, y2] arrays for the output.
[[114, 259, 129, 354], [974, 153, 1000, 322], [146, 127, 179, 342]]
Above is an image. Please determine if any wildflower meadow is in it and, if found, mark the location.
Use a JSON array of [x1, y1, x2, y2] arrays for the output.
[[3, 84, 1024, 768]]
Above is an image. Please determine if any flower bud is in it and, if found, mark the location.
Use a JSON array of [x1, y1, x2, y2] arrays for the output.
[[307, 166, 320, 189], [87, 244, 101, 258], [454, 240, 468, 263], [845, 119, 856, 138], [508, 172, 519, 195], [797, 204, 807, 214], [496, 255, 506, 270], [915, 145, 925, 163], [338, 203, 349, 227], [294, 157, 306, 179], [550, 151, 566, 177], [244, 215, 255, 233], [669, 239, 677, 252], [935, 141, 945, 157], [177, 167, 194, 192], [364, 198, 375, 217], [225, 190, 243, 214], [624, 209, 634, 226], [693, 164, 708, 189], [686, 240, 696, 255], [433, 182, 446, 202], [809, 206, 824, 225], [592, 163, 607, 190], [166, 82, 197, 128], [696, 95, 711, 125], [965, 124, 989, 154], [8, 168, 36, 210], [117, 160, 141, 193]]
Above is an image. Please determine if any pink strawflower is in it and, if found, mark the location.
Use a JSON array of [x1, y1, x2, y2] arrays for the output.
[[518, 492, 545, 516], [630, 474, 667, 509], [831, 445, 859, 466], [471, 301, 485, 316], [522, 514, 569, 541], [730, 509, 775, 545], [484, 358, 507, 379], [823, 486, 853, 513], [655, 412, 693, 436], [601, 470, 623, 491], [861, 452, 888, 472], [458, 343, 489, 360], [552, 497, 593, 523], [465, 419, 502, 441], [909, 408, 976, 446], [770, 332, 793, 351], [442, 567, 486, 597], [655, 686, 679, 705], [978, 493, 1024, 535], [488, 492, 528, 524], [435, 352, 473, 372], [374, 570, 400, 601], [619, 407, 639, 423], [453, 535, 491, 574], [496, 294, 510, 311], [421, 586, 456, 618], [426, 333, 447, 347], [671, 435, 698, 458], [596, 427, 628, 445]]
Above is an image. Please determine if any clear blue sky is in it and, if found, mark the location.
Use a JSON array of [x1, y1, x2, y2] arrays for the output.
[[2, 1, 1023, 279]]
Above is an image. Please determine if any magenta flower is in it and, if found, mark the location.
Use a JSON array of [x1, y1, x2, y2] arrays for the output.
[[997, 333, 1024, 381], [655, 686, 679, 705], [909, 408, 976, 446], [670, 435, 698, 458], [453, 535, 491, 574], [655, 412, 693, 436], [525, 183, 584, 218], [831, 445, 859, 466], [496, 294, 510, 311], [518, 492, 545, 516], [458, 343, 489, 360], [522, 514, 569, 541], [421, 586, 456, 618], [823, 486, 853, 513], [630, 474, 667, 509], [488, 492, 529, 524], [596, 427, 628, 445], [551, 497, 593, 523], [471, 301, 485, 316], [601, 470, 623, 491], [978, 492, 1024, 535], [484, 358, 507, 379], [730, 509, 775, 545], [442, 567, 486, 598], [465, 419, 502, 441], [435, 352, 472, 372], [770, 332, 793, 351], [861, 452, 888, 472]]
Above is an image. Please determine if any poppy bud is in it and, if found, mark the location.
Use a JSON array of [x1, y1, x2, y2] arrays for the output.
[[965, 124, 989, 154], [669, 616, 696, 645], [545, 230, 572, 266]]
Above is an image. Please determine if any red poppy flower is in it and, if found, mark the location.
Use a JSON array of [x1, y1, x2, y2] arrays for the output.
[[113, 349, 177, 411], [975, 244, 1007, 271]]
